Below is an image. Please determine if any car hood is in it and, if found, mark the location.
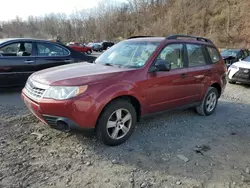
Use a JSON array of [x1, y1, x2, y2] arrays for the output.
[[31, 62, 135, 86], [233, 61, 250, 69]]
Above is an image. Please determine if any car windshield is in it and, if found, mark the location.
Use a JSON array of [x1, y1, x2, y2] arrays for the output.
[[95, 41, 160, 68], [221, 49, 240, 57]]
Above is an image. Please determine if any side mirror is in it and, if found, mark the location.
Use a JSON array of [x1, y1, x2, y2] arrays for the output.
[[154, 59, 171, 72], [149, 59, 171, 73]]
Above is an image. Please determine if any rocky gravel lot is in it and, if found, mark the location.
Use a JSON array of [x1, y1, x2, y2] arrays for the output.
[[1, 83, 250, 188]]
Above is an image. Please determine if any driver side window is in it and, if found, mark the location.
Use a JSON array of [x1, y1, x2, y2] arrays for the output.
[[157, 44, 184, 69], [0, 42, 32, 57]]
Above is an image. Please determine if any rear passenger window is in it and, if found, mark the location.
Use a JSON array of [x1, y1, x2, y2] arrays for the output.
[[207, 47, 220, 64], [187, 44, 206, 67], [37, 42, 70, 56]]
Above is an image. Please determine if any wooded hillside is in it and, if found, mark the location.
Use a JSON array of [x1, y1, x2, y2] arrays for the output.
[[0, 0, 249, 48]]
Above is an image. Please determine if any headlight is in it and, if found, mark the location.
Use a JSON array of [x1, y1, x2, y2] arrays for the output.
[[43, 85, 88, 100], [230, 64, 238, 69]]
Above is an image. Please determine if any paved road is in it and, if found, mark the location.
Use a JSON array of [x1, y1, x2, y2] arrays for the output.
[[0, 87, 24, 107]]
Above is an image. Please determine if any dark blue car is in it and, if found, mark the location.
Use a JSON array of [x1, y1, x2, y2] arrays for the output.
[[0, 38, 96, 87]]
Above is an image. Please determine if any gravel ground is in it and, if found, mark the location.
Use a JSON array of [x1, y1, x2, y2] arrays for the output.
[[1, 83, 250, 188]]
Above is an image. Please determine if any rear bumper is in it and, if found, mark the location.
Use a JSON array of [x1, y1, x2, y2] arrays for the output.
[[21, 92, 101, 130]]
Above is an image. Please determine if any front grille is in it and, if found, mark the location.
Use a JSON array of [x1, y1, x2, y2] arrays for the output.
[[24, 79, 49, 101], [233, 68, 250, 79]]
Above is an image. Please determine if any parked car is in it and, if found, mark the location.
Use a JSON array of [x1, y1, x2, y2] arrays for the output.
[[221, 48, 249, 68], [101, 41, 115, 50], [22, 35, 227, 146], [90, 43, 103, 52], [66, 42, 92, 54], [0, 38, 96, 87], [227, 56, 250, 84]]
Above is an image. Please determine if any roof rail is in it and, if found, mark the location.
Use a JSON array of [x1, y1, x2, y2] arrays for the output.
[[166, 34, 213, 44], [127, 36, 154, 39]]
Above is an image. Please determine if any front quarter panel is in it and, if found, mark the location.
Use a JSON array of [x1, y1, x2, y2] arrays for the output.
[[88, 81, 146, 117]]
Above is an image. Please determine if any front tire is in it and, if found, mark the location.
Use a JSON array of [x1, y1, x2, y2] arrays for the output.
[[196, 87, 219, 116], [96, 100, 137, 146], [86, 50, 92, 54]]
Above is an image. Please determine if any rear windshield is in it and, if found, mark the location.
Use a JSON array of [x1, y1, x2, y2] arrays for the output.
[[221, 49, 240, 57]]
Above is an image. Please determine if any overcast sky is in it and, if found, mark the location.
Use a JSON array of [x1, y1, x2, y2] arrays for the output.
[[1, 0, 125, 21]]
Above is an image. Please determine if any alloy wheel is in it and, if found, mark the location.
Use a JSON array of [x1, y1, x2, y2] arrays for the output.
[[206, 92, 217, 112], [106, 108, 132, 140]]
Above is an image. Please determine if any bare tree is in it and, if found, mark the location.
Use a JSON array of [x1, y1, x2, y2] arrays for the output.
[[0, 0, 249, 47]]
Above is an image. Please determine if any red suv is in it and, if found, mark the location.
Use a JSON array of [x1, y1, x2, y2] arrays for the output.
[[22, 35, 227, 146]]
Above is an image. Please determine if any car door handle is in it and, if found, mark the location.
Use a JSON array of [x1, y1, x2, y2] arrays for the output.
[[24, 60, 34, 64], [180, 73, 187, 78], [64, 59, 74, 63], [194, 75, 205, 79]]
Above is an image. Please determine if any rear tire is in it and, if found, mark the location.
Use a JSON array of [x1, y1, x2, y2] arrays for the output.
[[96, 100, 137, 146], [196, 87, 219, 116]]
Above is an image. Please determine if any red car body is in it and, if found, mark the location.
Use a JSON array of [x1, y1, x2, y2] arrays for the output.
[[67, 42, 92, 54], [22, 35, 227, 145]]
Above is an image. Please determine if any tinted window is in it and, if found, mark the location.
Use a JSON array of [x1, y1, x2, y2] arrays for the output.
[[207, 47, 220, 64], [0, 42, 33, 56], [157, 44, 184, 69], [187, 44, 206, 67], [37, 43, 69, 56]]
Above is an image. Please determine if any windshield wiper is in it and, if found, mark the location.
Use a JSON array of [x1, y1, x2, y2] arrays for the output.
[[103, 63, 126, 68], [104, 63, 114, 66]]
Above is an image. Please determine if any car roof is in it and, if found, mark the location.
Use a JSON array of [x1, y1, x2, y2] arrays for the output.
[[0, 38, 58, 44], [126, 36, 215, 46], [125, 37, 165, 42]]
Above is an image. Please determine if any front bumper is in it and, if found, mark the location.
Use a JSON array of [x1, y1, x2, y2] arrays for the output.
[[22, 92, 101, 131], [229, 77, 250, 84], [42, 115, 94, 132], [228, 68, 250, 84]]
